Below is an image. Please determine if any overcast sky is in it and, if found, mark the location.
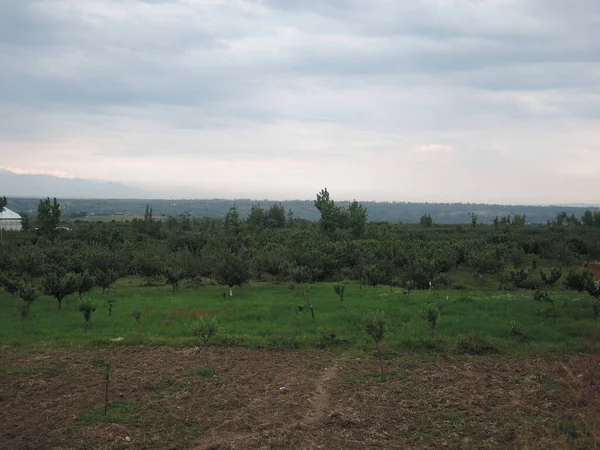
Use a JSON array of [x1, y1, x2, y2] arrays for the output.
[[0, 0, 599, 203]]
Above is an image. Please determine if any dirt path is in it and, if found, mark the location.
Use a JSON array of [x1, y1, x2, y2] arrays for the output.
[[192, 357, 341, 449], [302, 363, 338, 426]]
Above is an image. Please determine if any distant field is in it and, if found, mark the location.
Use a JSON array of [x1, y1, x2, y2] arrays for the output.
[[1, 278, 596, 354]]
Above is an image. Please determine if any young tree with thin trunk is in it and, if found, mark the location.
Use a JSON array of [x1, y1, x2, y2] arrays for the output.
[[364, 310, 387, 377]]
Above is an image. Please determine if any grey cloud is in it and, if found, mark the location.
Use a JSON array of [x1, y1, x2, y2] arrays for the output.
[[0, 0, 598, 140]]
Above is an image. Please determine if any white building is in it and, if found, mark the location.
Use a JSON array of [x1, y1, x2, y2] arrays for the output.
[[0, 208, 22, 231]]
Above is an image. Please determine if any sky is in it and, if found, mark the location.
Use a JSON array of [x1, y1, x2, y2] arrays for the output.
[[0, 0, 599, 203]]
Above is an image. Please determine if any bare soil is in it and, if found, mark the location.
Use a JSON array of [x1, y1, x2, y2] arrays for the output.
[[1, 346, 598, 449]]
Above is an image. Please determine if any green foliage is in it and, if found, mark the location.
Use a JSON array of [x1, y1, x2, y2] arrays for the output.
[[96, 270, 119, 295], [163, 265, 184, 293], [214, 252, 250, 292], [19, 212, 31, 232], [74, 271, 95, 299], [419, 214, 433, 227], [188, 367, 215, 378], [132, 310, 142, 325], [348, 200, 368, 238], [364, 310, 387, 377], [191, 316, 218, 345], [42, 272, 77, 309], [420, 303, 440, 338], [107, 298, 116, 316], [564, 268, 593, 293], [456, 331, 500, 355], [80, 401, 139, 424], [540, 267, 562, 287], [333, 283, 345, 305], [364, 310, 386, 344], [224, 205, 241, 231], [18, 282, 38, 304], [0, 274, 21, 296], [36, 197, 62, 239], [78, 299, 96, 327], [508, 320, 529, 343], [19, 303, 30, 321]]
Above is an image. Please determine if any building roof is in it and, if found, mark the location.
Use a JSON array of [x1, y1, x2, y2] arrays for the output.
[[0, 208, 21, 220]]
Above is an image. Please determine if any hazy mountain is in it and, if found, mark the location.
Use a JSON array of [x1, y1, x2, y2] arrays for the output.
[[0, 169, 150, 199]]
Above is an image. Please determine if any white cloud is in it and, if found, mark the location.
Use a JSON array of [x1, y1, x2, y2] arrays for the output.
[[412, 144, 453, 153]]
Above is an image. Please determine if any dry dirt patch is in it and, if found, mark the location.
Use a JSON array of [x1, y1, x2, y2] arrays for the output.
[[1, 347, 598, 449]]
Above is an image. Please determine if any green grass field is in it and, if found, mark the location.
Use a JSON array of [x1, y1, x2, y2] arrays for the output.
[[1, 276, 597, 354]]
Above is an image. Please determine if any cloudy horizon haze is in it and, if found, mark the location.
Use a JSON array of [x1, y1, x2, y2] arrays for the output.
[[0, 0, 599, 204]]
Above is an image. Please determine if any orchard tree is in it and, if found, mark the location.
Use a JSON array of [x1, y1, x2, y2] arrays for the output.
[[333, 283, 345, 307], [163, 265, 185, 293], [564, 268, 593, 293], [192, 316, 218, 366], [0, 274, 21, 296], [421, 303, 440, 338], [37, 197, 62, 239], [214, 252, 251, 297], [74, 271, 95, 299], [348, 200, 368, 238], [20, 213, 32, 232], [266, 203, 286, 228], [135, 250, 163, 285], [314, 188, 346, 235], [96, 269, 119, 295], [224, 205, 241, 233], [419, 214, 433, 227], [246, 204, 266, 229], [78, 300, 96, 330], [540, 267, 562, 288], [42, 272, 77, 309], [364, 310, 387, 377], [19, 282, 38, 304]]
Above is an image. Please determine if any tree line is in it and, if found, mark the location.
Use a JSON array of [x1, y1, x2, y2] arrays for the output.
[[1, 191, 600, 306]]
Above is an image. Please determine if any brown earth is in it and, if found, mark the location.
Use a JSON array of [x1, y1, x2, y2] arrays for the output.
[[1, 346, 599, 449]]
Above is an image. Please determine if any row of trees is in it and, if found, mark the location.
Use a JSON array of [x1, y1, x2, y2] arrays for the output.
[[1, 191, 599, 296]]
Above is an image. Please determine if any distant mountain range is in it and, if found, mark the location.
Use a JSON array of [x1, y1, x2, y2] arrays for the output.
[[0, 169, 149, 199]]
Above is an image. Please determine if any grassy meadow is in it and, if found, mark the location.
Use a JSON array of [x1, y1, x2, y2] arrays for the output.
[[1, 275, 597, 354]]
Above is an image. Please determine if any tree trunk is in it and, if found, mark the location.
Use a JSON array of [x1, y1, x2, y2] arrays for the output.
[[104, 364, 111, 416], [376, 342, 384, 377], [229, 287, 233, 297], [309, 304, 315, 319], [58, 298, 62, 310]]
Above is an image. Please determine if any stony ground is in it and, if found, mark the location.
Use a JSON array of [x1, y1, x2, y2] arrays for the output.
[[1, 346, 598, 449]]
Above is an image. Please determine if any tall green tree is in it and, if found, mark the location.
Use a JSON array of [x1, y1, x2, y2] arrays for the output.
[[267, 203, 286, 228], [20, 212, 31, 232], [314, 188, 346, 234], [419, 214, 433, 227], [224, 205, 241, 232], [582, 210, 594, 226], [37, 197, 62, 238], [348, 200, 368, 238]]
